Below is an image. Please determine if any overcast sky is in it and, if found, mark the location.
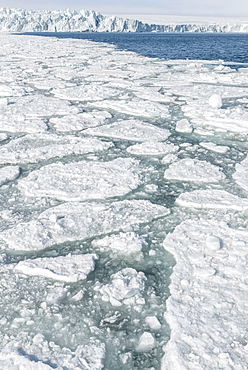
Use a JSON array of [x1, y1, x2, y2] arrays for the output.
[[1, 0, 248, 17]]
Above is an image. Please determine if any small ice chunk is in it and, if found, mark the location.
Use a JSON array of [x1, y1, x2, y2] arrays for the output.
[[161, 153, 178, 164], [200, 142, 228, 153], [175, 119, 193, 133], [99, 268, 146, 307], [0, 166, 20, 186], [136, 332, 155, 352], [209, 94, 223, 109], [145, 316, 161, 330], [164, 158, 225, 183], [206, 235, 221, 251], [15, 254, 97, 282]]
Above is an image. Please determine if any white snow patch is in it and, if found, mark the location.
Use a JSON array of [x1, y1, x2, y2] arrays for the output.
[[15, 254, 97, 283], [52, 85, 120, 101], [164, 158, 225, 182]]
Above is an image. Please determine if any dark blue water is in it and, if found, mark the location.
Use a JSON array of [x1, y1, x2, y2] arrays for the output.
[[22, 32, 248, 64]]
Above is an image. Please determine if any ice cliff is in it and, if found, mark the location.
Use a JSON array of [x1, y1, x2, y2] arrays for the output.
[[0, 8, 247, 33]]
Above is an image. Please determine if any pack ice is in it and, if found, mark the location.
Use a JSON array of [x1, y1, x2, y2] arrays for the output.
[[0, 32, 247, 370]]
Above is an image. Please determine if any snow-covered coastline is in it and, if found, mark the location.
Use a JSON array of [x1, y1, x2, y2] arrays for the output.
[[0, 8, 247, 32]]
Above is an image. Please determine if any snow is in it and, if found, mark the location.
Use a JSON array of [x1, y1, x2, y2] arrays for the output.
[[18, 158, 142, 201], [0, 31, 247, 370], [164, 158, 225, 183]]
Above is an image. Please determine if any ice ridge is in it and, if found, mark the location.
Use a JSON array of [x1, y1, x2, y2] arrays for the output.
[[0, 8, 247, 33]]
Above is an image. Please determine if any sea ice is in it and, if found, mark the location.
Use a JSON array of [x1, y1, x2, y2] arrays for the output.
[[18, 158, 141, 201], [176, 189, 248, 211], [98, 268, 146, 307], [208, 94, 223, 108], [175, 119, 193, 133], [91, 232, 145, 260], [50, 111, 112, 132], [136, 332, 156, 352], [164, 158, 225, 182], [233, 155, 248, 192], [15, 254, 97, 282], [199, 141, 228, 153], [88, 98, 170, 118], [84, 119, 170, 142], [0, 134, 112, 164], [145, 316, 162, 330], [0, 166, 20, 186], [162, 218, 248, 370], [0, 200, 169, 251], [127, 142, 178, 156], [52, 84, 120, 101]]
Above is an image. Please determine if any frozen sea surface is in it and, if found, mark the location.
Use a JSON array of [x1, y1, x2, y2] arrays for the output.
[[0, 33, 247, 370]]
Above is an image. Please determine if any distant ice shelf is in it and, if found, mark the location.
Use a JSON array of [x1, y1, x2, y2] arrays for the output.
[[0, 8, 247, 33]]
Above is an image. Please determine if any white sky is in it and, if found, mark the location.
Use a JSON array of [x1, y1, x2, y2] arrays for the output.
[[1, 0, 248, 17]]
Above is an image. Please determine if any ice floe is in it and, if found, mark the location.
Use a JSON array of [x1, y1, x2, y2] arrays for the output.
[[91, 232, 145, 261], [84, 119, 170, 142], [233, 155, 248, 192], [15, 254, 97, 282], [0, 200, 169, 251], [18, 158, 142, 201], [127, 142, 178, 156], [0, 166, 20, 186], [88, 99, 170, 118], [164, 158, 225, 182], [50, 111, 112, 132], [0, 134, 112, 164], [199, 141, 229, 153], [162, 219, 248, 370], [176, 189, 248, 211], [52, 85, 120, 101]]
